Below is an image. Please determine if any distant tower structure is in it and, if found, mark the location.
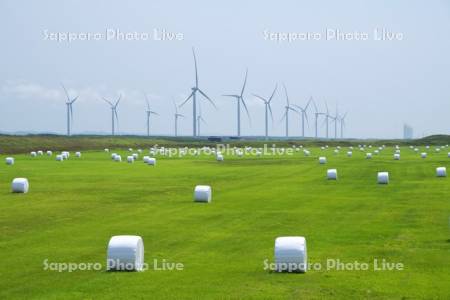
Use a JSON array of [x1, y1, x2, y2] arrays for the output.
[[403, 123, 413, 139]]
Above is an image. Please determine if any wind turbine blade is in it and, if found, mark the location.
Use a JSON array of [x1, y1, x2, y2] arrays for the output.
[[291, 104, 302, 111], [305, 112, 310, 126], [268, 104, 274, 123], [268, 84, 278, 103], [279, 111, 286, 123], [150, 111, 160, 116], [288, 106, 299, 113], [114, 94, 121, 108], [61, 83, 70, 101], [198, 89, 217, 109], [304, 97, 312, 111], [179, 92, 193, 107], [70, 96, 78, 104], [240, 68, 248, 97], [325, 101, 329, 115], [252, 94, 267, 103], [192, 48, 198, 88], [144, 93, 150, 110], [283, 84, 289, 106], [102, 97, 113, 106], [222, 94, 239, 98], [312, 98, 318, 113], [241, 97, 251, 124], [114, 110, 119, 128]]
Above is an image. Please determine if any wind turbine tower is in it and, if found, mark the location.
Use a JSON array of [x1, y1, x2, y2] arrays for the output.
[[61, 84, 78, 136], [253, 85, 277, 140], [144, 93, 159, 137], [222, 69, 251, 137], [281, 84, 299, 137], [102, 95, 121, 136]]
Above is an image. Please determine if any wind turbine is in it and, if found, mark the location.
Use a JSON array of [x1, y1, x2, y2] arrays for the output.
[[312, 99, 326, 139], [173, 100, 185, 137], [292, 97, 312, 138], [61, 84, 78, 136], [323, 101, 332, 139], [253, 85, 277, 140], [196, 102, 207, 136], [280, 84, 299, 137], [222, 69, 251, 137], [102, 95, 121, 136], [333, 104, 339, 139], [144, 93, 159, 137], [179, 48, 216, 137], [340, 112, 347, 139]]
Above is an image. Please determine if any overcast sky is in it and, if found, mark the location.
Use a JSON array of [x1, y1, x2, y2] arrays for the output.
[[0, 0, 449, 139]]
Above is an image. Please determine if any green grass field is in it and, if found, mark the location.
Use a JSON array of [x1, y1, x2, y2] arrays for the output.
[[0, 144, 449, 299]]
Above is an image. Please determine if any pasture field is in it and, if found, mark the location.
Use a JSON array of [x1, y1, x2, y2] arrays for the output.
[[0, 145, 449, 299]]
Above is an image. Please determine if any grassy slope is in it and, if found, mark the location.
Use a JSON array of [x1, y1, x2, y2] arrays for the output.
[[0, 147, 449, 299], [0, 134, 449, 154]]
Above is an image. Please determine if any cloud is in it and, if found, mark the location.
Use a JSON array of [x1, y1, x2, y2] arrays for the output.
[[1, 80, 62, 103], [0, 81, 153, 108]]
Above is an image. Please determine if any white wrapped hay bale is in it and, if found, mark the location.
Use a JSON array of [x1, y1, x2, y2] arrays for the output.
[[274, 236, 307, 273], [377, 172, 389, 184], [448, 152, 450, 158], [127, 156, 134, 163], [5, 157, 14, 165], [107, 235, 144, 271], [303, 150, 310, 156], [327, 169, 337, 180], [132, 153, 138, 160], [128, 148, 133, 152], [414, 148, 419, 153], [318, 157, 327, 164], [111, 153, 117, 160], [194, 185, 212, 203], [394, 153, 400, 160], [374, 150, 379, 155], [114, 155, 122, 162], [75, 152, 81, 158], [366, 153, 372, 159], [30, 151, 37, 157], [56, 155, 63, 161], [216, 154, 224, 162], [436, 167, 447, 177], [37, 150, 43, 156], [421, 152, 427, 159], [104, 148, 109, 152], [47, 150, 52, 156], [62, 151, 69, 160], [347, 151, 352, 157], [147, 157, 156, 166], [143, 156, 150, 163], [11, 178, 29, 193]]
